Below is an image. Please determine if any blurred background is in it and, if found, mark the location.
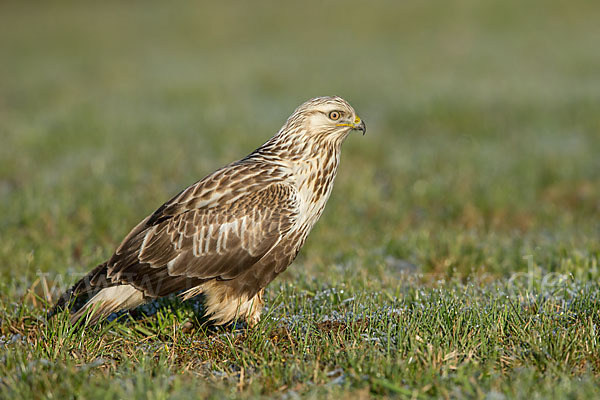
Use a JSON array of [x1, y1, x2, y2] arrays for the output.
[[1, 0, 599, 291]]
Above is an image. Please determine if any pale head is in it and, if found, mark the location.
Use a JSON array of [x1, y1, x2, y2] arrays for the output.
[[281, 96, 366, 143]]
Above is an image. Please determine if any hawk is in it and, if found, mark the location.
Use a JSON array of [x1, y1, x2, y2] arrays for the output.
[[50, 96, 366, 326]]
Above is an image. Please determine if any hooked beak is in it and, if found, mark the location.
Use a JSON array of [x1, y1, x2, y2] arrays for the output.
[[338, 116, 367, 135], [353, 117, 366, 135]]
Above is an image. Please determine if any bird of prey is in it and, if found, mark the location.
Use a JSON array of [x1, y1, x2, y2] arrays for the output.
[[50, 96, 366, 326]]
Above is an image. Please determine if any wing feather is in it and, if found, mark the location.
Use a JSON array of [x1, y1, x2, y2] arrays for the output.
[[104, 173, 298, 297]]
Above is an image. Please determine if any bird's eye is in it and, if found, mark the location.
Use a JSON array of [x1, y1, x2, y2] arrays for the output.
[[328, 111, 341, 121]]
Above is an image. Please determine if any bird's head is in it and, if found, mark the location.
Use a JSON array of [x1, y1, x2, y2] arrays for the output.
[[282, 96, 366, 144]]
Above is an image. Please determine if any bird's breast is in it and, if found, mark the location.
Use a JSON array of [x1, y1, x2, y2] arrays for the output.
[[291, 154, 340, 231]]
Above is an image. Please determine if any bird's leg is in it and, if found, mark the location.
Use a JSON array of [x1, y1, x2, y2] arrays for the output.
[[245, 289, 265, 328]]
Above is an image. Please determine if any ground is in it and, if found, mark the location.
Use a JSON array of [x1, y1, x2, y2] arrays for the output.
[[1, 0, 599, 398]]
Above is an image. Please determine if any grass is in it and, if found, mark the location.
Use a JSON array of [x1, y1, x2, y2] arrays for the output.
[[1, 0, 599, 398]]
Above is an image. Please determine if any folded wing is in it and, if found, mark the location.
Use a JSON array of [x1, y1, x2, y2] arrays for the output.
[[104, 181, 299, 297]]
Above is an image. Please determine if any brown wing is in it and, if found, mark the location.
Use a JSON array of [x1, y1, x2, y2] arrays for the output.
[[104, 180, 299, 297]]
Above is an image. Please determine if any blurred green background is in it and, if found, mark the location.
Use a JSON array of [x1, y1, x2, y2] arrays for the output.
[[2, 1, 600, 398], [1, 0, 599, 288]]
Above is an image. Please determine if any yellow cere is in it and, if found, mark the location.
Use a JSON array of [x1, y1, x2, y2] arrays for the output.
[[336, 116, 361, 128]]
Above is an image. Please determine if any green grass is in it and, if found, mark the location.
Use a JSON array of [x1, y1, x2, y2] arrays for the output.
[[1, 0, 600, 398]]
